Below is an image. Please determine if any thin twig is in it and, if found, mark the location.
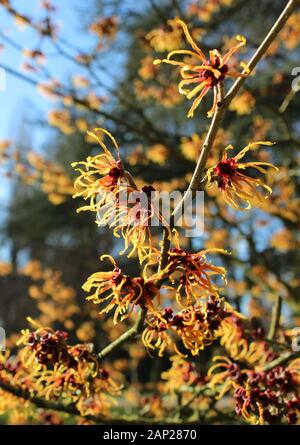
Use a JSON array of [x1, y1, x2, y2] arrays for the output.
[[263, 350, 300, 372], [268, 295, 282, 340], [174, 385, 211, 417], [98, 307, 147, 360]]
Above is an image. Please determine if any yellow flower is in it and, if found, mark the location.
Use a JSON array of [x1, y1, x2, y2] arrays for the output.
[[146, 144, 169, 165], [72, 128, 127, 223], [180, 133, 202, 161], [138, 56, 158, 80], [82, 255, 161, 323], [229, 90, 255, 115], [207, 141, 278, 210], [147, 19, 183, 52], [48, 109, 74, 135], [7, 326, 122, 417], [89, 16, 119, 41], [158, 243, 227, 305], [270, 228, 294, 251], [72, 129, 168, 263], [154, 20, 247, 117]]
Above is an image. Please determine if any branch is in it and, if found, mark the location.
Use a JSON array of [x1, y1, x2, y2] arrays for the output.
[[268, 295, 283, 340], [0, 377, 203, 425], [174, 385, 211, 417], [0, 378, 104, 422], [98, 307, 147, 360], [263, 350, 300, 372]]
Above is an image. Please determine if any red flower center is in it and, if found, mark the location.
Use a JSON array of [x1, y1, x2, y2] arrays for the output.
[[108, 160, 124, 180], [215, 158, 237, 178], [197, 55, 229, 87]]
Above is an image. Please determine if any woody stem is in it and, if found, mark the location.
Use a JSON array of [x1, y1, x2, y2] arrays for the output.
[[267, 295, 282, 340], [98, 306, 147, 360]]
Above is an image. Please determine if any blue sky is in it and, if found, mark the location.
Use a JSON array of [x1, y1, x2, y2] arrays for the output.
[[0, 0, 99, 146]]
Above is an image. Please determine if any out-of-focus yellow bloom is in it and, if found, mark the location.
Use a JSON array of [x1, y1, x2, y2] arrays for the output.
[[22, 48, 45, 64], [251, 116, 272, 140], [0, 261, 12, 275], [85, 92, 105, 110], [20, 260, 78, 326], [146, 144, 169, 165], [127, 145, 148, 167], [76, 321, 96, 342], [188, 0, 233, 22], [134, 79, 183, 108], [154, 20, 247, 117], [76, 118, 89, 133], [279, 12, 300, 49], [37, 80, 61, 100], [270, 228, 294, 251], [0, 139, 11, 158], [48, 109, 74, 135], [229, 90, 255, 115], [72, 75, 90, 88], [269, 12, 300, 54], [90, 16, 119, 42], [147, 19, 183, 52], [162, 356, 198, 391], [22, 260, 43, 280], [204, 228, 228, 250], [181, 129, 230, 164], [25, 151, 74, 204], [207, 142, 278, 210], [180, 133, 202, 161], [138, 56, 158, 80]]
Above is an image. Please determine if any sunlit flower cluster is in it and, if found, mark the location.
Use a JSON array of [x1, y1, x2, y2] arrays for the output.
[[209, 356, 300, 424], [82, 255, 161, 323], [72, 128, 168, 262], [0, 327, 121, 417], [159, 246, 227, 305], [143, 297, 234, 356]]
